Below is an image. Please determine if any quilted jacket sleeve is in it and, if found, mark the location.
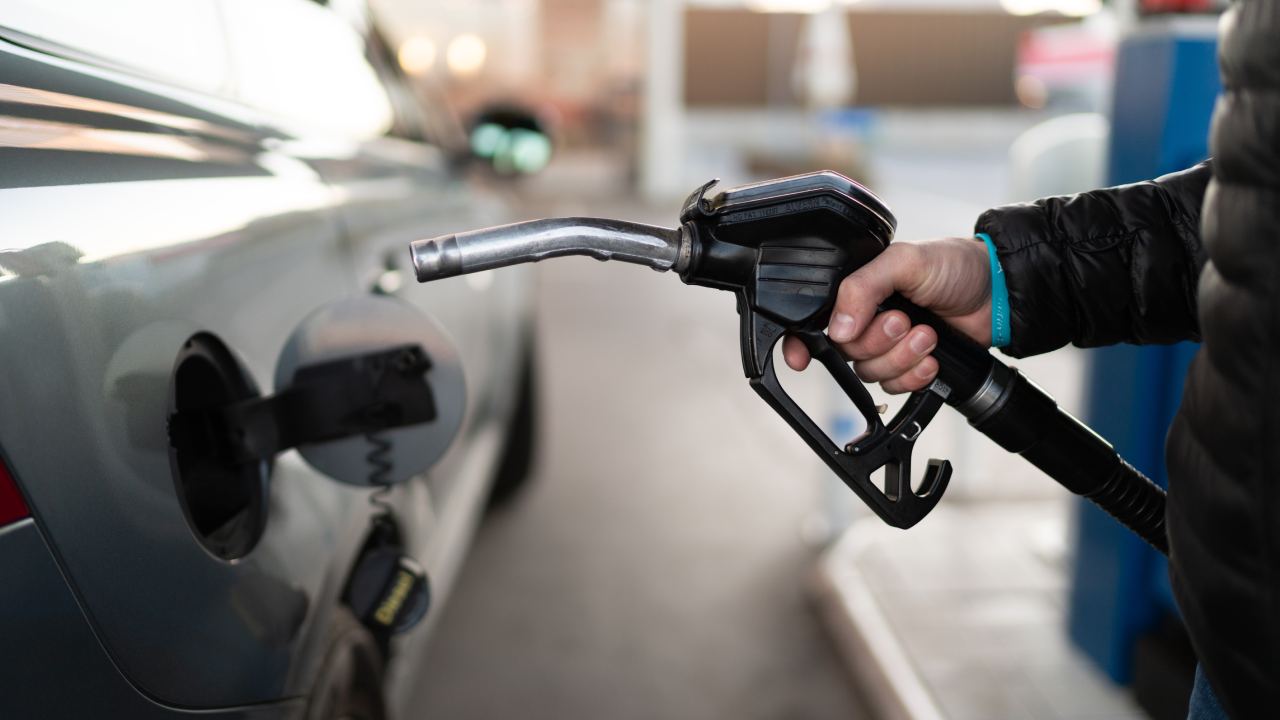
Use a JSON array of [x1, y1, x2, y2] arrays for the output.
[[974, 161, 1211, 358]]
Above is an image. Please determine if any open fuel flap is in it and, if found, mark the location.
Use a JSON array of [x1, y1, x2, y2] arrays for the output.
[[167, 295, 466, 561]]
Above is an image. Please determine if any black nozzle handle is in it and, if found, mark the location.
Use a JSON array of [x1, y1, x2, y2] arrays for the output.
[[748, 323, 951, 529], [879, 294, 996, 404]]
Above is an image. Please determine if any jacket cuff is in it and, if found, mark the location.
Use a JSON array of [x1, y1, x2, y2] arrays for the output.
[[974, 204, 1073, 358]]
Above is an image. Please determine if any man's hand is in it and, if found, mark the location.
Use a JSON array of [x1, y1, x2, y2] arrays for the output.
[[782, 237, 992, 393]]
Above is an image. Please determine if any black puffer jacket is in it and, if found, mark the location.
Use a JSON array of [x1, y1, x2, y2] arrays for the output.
[[974, 3, 1278, 716]]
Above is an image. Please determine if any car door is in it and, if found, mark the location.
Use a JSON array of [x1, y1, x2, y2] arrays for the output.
[[0, 1, 397, 708], [233, 0, 536, 586], [209, 3, 537, 712], [226, 7, 542, 706]]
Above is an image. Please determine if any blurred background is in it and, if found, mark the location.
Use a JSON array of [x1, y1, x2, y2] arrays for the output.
[[363, 0, 1217, 717]]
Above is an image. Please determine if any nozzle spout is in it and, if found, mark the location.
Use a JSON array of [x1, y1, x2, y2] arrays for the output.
[[410, 218, 686, 282]]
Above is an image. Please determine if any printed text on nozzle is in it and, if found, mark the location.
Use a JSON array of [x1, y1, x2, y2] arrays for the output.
[[407, 171, 1170, 554]]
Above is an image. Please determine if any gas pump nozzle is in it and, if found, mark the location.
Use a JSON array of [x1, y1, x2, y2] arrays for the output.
[[411, 217, 692, 280], [409, 172, 1170, 554]]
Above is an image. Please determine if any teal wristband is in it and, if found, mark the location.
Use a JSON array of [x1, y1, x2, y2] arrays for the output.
[[976, 233, 1010, 348]]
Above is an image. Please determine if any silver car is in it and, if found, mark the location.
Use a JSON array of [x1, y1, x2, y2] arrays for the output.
[[0, 1, 536, 717]]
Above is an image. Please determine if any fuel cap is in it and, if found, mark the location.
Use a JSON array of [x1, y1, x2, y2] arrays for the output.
[[276, 295, 466, 487], [345, 546, 431, 635]]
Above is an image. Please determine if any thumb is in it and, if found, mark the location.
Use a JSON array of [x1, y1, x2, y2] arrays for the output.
[[827, 244, 926, 343]]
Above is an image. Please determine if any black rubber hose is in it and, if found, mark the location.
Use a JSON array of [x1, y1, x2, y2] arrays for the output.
[[879, 295, 1170, 553], [966, 367, 1169, 554], [1084, 459, 1168, 555]]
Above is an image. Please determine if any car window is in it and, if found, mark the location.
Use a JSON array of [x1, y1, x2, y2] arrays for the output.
[[218, 0, 395, 140], [0, 0, 231, 95]]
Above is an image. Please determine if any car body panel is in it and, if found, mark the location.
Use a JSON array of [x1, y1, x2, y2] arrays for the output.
[[0, 519, 304, 718], [0, 39, 371, 706], [0, 3, 532, 710]]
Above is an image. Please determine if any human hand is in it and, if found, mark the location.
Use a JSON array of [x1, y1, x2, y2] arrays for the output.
[[782, 237, 992, 393]]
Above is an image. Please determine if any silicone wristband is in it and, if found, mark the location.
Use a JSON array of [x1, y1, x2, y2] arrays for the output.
[[976, 232, 1010, 348]]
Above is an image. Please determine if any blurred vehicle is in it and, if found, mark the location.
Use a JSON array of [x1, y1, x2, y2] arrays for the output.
[[1015, 15, 1117, 112], [1139, 0, 1226, 13], [0, 0, 538, 717]]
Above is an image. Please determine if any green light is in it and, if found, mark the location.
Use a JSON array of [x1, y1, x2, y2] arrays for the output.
[[508, 129, 552, 174], [470, 123, 506, 159], [491, 131, 516, 174]]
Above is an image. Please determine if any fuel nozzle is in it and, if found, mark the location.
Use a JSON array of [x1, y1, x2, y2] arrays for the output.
[[407, 171, 1170, 553], [409, 217, 692, 282]]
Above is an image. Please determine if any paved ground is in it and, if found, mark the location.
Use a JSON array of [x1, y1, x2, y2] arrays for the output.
[[815, 502, 1146, 720], [408, 192, 869, 719]]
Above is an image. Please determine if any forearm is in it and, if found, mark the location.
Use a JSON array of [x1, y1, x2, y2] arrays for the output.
[[974, 161, 1211, 357]]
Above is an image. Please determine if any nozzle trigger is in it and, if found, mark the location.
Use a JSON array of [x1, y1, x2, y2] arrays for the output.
[[748, 330, 951, 529]]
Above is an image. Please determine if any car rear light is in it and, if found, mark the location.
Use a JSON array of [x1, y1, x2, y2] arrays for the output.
[[0, 458, 30, 527], [1140, 0, 1216, 12]]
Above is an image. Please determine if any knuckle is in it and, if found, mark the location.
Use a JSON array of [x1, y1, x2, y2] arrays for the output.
[[840, 260, 890, 307], [837, 272, 864, 297], [886, 243, 927, 290], [890, 344, 920, 373], [901, 374, 929, 392], [841, 341, 872, 362], [852, 363, 878, 383], [887, 242, 921, 271], [842, 330, 888, 361], [919, 357, 939, 379], [835, 275, 869, 313], [910, 358, 939, 387], [852, 361, 884, 383], [881, 377, 909, 395]]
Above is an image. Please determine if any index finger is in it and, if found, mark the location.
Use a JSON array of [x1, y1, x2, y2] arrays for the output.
[[782, 334, 811, 371]]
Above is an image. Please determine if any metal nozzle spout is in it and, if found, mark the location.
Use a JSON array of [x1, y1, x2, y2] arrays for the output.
[[410, 218, 687, 282]]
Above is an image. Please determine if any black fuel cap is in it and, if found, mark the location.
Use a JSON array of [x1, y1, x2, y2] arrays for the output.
[[345, 546, 431, 635]]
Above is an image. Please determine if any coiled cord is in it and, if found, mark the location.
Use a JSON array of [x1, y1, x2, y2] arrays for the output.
[[365, 431, 395, 515]]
